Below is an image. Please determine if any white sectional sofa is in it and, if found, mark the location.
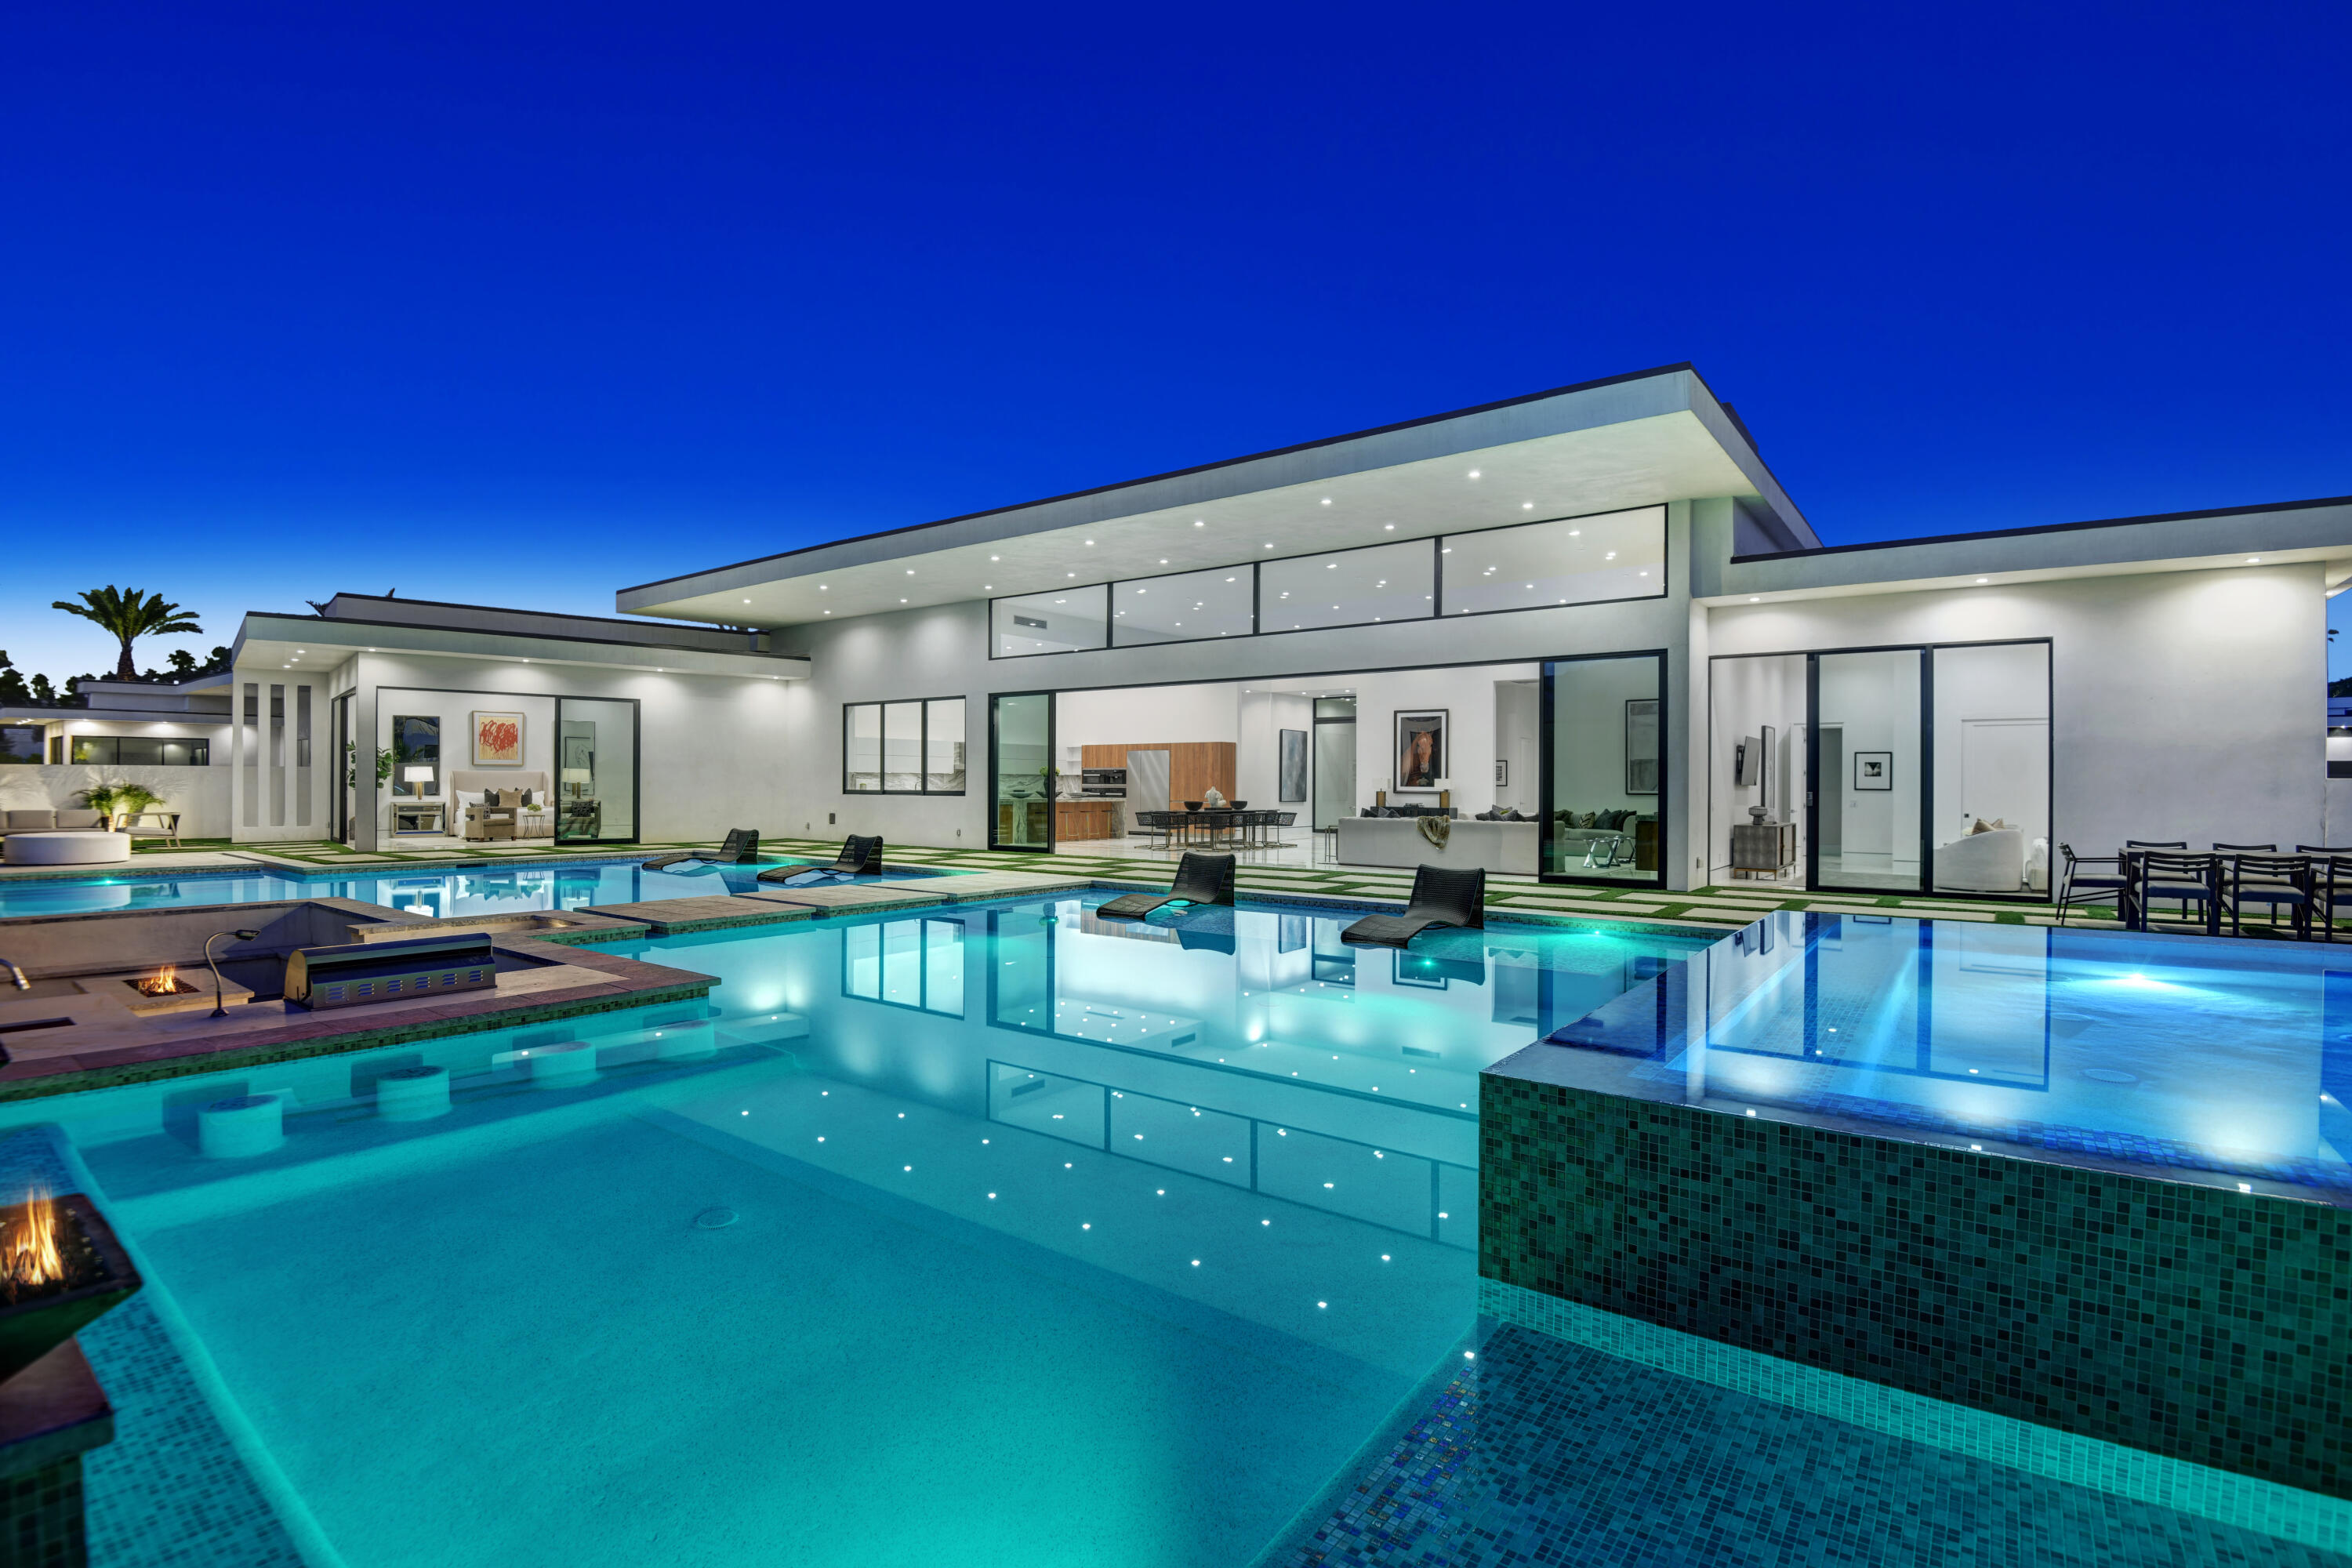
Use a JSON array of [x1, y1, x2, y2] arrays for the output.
[[1334, 816, 1538, 873]]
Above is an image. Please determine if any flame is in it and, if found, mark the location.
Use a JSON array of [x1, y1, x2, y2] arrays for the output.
[[1, 1185, 63, 1301], [135, 965, 179, 996]]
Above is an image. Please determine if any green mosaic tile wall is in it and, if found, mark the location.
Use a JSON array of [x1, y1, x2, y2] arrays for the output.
[[1479, 1075, 2352, 1500]]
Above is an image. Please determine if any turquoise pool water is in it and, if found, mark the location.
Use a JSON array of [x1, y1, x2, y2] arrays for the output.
[[20, 895, 1709, 1567], [1544, 909, 2352, 1195], [0, 856, 947, 920]]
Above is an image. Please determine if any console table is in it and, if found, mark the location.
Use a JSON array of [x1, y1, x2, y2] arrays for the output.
[[392, 802, 446, 836], [1730, 820, 1795, 879]]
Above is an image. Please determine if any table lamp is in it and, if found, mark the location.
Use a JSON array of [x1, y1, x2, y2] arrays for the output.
[[402, 766, 434, 795], [1434, 775, 1452, 811], [561, 768, 591, 799]]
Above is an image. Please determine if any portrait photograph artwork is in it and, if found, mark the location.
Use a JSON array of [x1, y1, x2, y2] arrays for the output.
[[472, 710, 524, 767], [1394, 710, 1446, 791]]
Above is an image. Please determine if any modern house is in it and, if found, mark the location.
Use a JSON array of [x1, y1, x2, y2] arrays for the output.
[[5, 362, 2344, 884]]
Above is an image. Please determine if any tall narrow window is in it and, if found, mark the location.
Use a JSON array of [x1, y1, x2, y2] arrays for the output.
[[882, 702, 922, 791]]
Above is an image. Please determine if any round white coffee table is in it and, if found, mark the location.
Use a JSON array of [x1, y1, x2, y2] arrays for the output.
[[2, 831, 133, 866]]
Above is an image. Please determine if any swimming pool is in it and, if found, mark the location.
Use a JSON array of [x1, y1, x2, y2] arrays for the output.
[[1537, 908, 2352, 1195], [0, 856, 950, 920], [16, 894, 1710, 1566]]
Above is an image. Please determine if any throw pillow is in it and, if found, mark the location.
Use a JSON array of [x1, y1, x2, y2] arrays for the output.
[[519, 789, 534, 808], [1578, 811, 1598, 829]]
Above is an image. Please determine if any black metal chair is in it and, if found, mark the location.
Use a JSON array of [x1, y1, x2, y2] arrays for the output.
[[2119, 840, 2190, 925], [1341, 865, 1486, 948], [758, 834, 880, 883], [2054, 843, 2127, 927], [2221, 852, 2313, 938], [2127, 851, 2219, 935], [2296, 847, 2352, 941]]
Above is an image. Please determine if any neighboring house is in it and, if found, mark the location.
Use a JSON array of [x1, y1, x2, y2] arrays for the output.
[[8, 362, 2344, 888], [0, 673, 236, 836]]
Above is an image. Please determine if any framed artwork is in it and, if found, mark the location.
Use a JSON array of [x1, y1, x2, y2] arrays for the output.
[[1853, 750, 1893, 790], [471, 710, 524, 767], [1494, 759, 1508, 787], [1624, 699, 1661, 794], [1278, 728, 1308, 802], [1393, 710, 1447, 792]]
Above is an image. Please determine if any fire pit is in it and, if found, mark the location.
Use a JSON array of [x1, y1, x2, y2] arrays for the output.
[[0, 1189, 140, 1385], [120, 964, 238, 1016]]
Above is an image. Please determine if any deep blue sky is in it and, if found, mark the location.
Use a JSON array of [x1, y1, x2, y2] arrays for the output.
[[5, 2, 2350, 683]]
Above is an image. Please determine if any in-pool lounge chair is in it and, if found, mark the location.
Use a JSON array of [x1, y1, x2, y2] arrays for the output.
[[1341, 865, 1486, 948], [644, 828, 760, 871], [1097, 852, 1236, 919], [758, 834, 884, 883]]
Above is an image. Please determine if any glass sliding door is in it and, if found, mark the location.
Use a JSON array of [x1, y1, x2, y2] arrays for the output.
[[554, 698, 639, 843], [1929, 642, 2051, 897], [1810, 650, 1923, 892], [989, 692, 1054, 851], [1541, 652, 1665, 884]]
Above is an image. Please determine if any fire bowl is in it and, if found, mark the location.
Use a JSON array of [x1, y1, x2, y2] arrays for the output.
[[0, 1192, 141, 1385]]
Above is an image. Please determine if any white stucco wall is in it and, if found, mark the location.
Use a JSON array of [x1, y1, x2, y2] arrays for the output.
[[324, 652, 794, 850], [1704, 562, 2327, 862]]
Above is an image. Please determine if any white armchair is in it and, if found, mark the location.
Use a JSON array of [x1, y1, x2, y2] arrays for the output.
[[1934, 827, 2027, 892]]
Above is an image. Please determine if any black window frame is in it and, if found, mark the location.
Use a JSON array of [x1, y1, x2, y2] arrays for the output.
[[985, 503, 1668, 659], [66, 735, 214, 766], [841, 695, 969, 795]]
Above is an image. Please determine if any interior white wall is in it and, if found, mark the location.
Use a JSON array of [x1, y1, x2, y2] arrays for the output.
[[1353, 663, 1538, 814], [1705, 563, 2328, 860], [1238, 691, 1314, 810], [1493, 682, 1539, 812], [1929, 641, 2049, 848], [1058, 682, 1240, 758], [1706, 653, 1805, 880]]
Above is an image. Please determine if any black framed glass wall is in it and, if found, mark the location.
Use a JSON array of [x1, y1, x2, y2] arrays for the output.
[[554, 697, 639, 843], [843, 698, 966, 794], [1809, 650, 1925, 893], [1540, 651, 1666, 885], [1712, 640, 2053, 899], [990, 505, 1667, 658], [989, 692, 1054, 851]]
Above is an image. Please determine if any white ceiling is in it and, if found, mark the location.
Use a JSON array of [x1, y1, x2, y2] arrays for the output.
[[626, 403, 1769, 630]]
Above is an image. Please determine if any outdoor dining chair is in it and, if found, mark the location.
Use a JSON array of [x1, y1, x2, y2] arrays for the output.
[[2054, 843, 2127, 927], [2296, 845, 2352, 941], [2121, 840, 2190, 926], [2220, 852, 2313, 938], [2126, 850, 2220, 935]]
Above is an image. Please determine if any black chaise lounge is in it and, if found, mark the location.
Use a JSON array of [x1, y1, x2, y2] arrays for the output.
[[644, 828, 760, 871], [759, 834, 884, 883], [1097, 852, 1236, 919], [1341, 865, 1486, 947]]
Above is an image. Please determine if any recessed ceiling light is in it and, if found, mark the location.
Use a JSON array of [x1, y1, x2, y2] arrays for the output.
[[1467, 470, 1481, 479], [1522, 503, 1534, 510], [823, 609, 831, 614], [1976, 577, 1988, 584], [1192, 520, 1204, 527], [1158, 558, 1168, 564], [818, 585, 827, 590], [906, 568, 915, 575], [742, 598, 751, 604], [989, 555, 1000, 562], [1383, 523, 1394, 531], [984, 584, 992, 590], [1319, 498, 1331, 506], [1749, 596, 1760, 603], [2248, 557, 2262, 564], [900, 597, 908, 604], [1263, 543, 1273, 550], [1085, 539, 1095, 545]]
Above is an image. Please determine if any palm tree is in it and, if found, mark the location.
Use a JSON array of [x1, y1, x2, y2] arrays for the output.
[[51, 588, 203, 682]]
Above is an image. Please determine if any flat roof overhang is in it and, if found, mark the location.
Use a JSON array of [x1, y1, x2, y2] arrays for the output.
[[619, 365, 1812, 629], [231, 614, 811, 682], [1704, 495, 2352, 606]]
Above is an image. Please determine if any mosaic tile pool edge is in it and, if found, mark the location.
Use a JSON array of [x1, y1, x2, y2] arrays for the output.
[[1479, 1075, 2352, 1504], [1478, 1276, 2352, 1552]]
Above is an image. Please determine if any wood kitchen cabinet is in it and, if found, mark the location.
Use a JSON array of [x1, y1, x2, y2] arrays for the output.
[[1076, 742, 1236, 810], [1054, 799, 1118, 841]]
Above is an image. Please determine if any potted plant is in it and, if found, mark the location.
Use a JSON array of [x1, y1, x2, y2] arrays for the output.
[[110, 783, 162, 829], [74, 782, 121, 830]]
